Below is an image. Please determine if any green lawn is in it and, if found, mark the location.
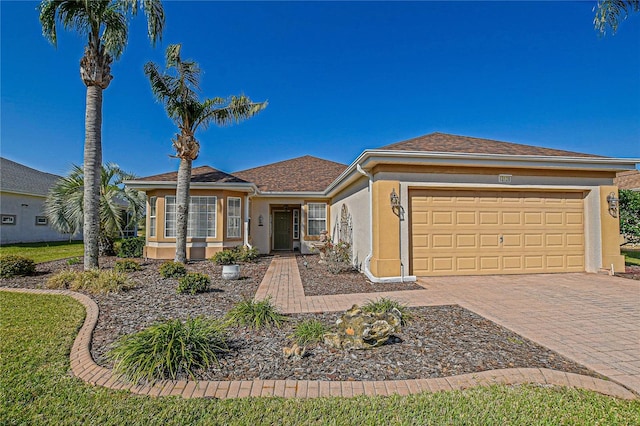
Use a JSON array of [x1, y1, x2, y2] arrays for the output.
[[0, 241, 83, 263], [1, 292, 638, 425], [622, 249, 640, 267]]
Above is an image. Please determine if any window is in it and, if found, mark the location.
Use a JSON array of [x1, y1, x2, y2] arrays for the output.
[[292, 209, 300, 239], [165, 196, 217, 238], [227, 197, 241, 238], [149, 197, 157, 237], [307, 203, 326, 236], [1, 215, 16, 225], [35, 216, 48, 226]]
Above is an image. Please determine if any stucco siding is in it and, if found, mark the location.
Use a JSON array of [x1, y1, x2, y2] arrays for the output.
[[0, 192, 74, 244]]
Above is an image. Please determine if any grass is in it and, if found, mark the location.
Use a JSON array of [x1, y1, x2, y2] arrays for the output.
[[622, 249, 640, 266], [225, 297, 288, 328], [0, 240, 83, 263], [2, 291, 640, 425]]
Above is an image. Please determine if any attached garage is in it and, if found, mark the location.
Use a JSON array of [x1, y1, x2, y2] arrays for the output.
[[410, 189, 586, 276]]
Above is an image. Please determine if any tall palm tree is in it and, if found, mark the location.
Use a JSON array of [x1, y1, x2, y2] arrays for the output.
[[144, 44, 267, 263], [594, 0, 639, 34], [45, 163, 146, 255], [39, 0, 164, 269]]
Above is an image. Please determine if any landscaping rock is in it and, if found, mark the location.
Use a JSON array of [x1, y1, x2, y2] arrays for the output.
[[324, 304, 402, 349]]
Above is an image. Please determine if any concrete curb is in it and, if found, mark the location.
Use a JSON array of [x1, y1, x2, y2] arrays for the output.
[[2, 287, 636, 400]]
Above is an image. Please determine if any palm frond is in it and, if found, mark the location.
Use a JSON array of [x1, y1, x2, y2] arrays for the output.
[[101, 5, 129, 58], [594, 0, 640, 35]]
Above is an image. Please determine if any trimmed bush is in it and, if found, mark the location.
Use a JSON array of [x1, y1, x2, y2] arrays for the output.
[[293, 319, 327, 346], [211, 246, 259, 265], [114, 259, 141, 273], [159, 261, 187, 278], [108, 317, 228, 383], [0, 255, 36, 278], [177, 272, 210, 295], [117, 236, 146, 258], [226, 297, 287, 329], [45, 270, 135, 294], [361, 297, 412, 326]]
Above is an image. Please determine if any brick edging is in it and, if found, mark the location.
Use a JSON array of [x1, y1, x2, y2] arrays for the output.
[[2, 287, 636, 400]]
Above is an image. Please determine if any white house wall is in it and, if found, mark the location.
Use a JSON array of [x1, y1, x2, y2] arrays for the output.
[[0, 192, 75, 244], [329, 176, 371, 271]]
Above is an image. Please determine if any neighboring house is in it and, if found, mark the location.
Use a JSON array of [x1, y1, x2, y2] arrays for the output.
[[614, 170, 640, 191], [125, 132, 638, 281], [0, 157, 75, 244]]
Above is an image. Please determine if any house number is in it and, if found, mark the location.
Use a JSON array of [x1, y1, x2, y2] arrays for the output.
[[498, 174, 512, 184]]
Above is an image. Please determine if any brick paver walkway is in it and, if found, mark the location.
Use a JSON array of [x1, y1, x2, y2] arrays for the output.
[[3, 255, 637, 400]]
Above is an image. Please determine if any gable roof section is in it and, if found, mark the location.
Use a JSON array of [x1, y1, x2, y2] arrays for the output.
[[136, 166, 250, 184], [0, 157, 62, 197], [234, 155, 347, 193], [380, 132, 602, 158], [615, 170, 640, 190]]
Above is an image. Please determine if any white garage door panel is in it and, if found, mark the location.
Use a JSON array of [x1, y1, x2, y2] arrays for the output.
[[410, 190, 585, 276]]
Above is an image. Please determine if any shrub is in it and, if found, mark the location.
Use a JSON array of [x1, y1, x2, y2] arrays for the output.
[[66, 257, 81, 266], [315, 238, 353, 274], [114, 259, 141, 273], [108, 317, 228, 384], [0, 255, 36, 278], [177, 272, 210, 295], [159, 261, 187, 278], [118, 236, 146, 258], [293, 319, 328, 346], [226, 297, 287, 329], [211, 246, 259, 265], [620, 189, 640, 244], [361, 297, 412, 326], [45, 270, 135, 294]]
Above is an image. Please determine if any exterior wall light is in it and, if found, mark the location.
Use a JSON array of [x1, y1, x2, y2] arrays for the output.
[[606, 192, 619, 218], [258, 214, 264, 226], [390, 188, 400, 209]]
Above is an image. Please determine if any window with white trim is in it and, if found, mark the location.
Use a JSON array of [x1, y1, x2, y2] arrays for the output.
[[149, 196, 157, 237], [307, 203, 326, 236], [227, 197, 241, 238], [165, 196, 217, 238]]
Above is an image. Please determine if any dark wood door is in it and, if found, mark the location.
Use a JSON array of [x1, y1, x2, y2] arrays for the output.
[[273, 211, 292, 250]]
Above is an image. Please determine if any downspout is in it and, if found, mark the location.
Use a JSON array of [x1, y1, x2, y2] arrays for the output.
[[356, 164, 374, 280], [244, 190, 256, 248], [356, 164, 416, 284]]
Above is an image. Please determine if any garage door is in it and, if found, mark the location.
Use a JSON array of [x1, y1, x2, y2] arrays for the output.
[[410, 189, 585, 276]]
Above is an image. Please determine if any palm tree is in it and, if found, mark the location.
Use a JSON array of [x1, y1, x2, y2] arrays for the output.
[[39, 0, 164, 269], [45, 163, 146, 256], [144, 44, 267, 263], [594, 0, 639, 35]]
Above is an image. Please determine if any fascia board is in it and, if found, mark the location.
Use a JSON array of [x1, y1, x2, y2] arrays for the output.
[[325, 150, 639, 197], [123, 180, 257, 193], [255, 191, 327, 199], [0, 189, 47, 198]]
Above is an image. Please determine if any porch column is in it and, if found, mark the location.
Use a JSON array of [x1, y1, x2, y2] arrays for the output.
[[369, 179, 401, 277], [599, 185, 625, 273]]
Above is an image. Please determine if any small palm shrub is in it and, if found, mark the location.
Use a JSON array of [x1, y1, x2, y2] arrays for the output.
[[226, 297, 287, 329], [293, 319, 327, 346], [114, 259, 141, 273], [108, 317, 228, 384], [211, 246, 259, 265], [118, 236, 146, 258], [177, 272, 210, 295], [0, 255, 36, 278], [46, 270, 135, 294], [159, 261, 186, 278], [361, 297, 412, 326]]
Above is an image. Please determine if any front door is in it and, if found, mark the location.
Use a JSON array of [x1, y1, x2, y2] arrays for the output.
[[273, 211, 292, 250]]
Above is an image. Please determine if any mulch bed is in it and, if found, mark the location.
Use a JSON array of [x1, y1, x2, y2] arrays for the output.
[[616, 265, 640, 281], [297, 254, 424, 296], [2, 255, 603, 382]]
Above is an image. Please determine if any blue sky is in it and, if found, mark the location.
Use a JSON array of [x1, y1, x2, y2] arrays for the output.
[[1, 1, 639, 178]]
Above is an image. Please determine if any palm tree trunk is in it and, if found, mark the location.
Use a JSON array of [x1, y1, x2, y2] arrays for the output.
[[175, 158, 192, 263], [83, 84, 103, 270]]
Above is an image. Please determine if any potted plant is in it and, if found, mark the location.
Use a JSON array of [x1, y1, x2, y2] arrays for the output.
[[211, 248, 241, 280]]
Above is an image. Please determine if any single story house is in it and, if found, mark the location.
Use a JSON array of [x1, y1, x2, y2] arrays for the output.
[[0, 157, 76, 244], [125, 132, 638, 281]]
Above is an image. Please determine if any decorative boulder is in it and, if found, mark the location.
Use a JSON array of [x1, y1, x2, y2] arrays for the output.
[[323, 304, 402, 350]]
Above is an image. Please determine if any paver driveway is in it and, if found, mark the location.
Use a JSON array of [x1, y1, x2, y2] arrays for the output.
[[420, 274, 640, 395], [257, 257, 639, 395]]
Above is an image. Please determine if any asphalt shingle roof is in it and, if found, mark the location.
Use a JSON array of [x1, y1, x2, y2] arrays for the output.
[[0, 157, 62, 197], [234, 155, 348, 192], [136, 166, 250, 184], [379, 132, 602, 158]]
